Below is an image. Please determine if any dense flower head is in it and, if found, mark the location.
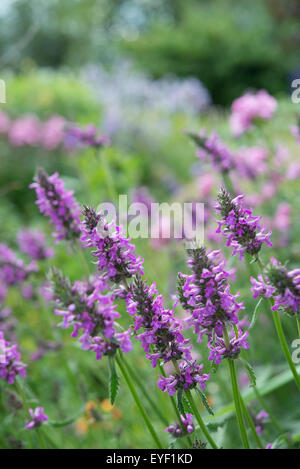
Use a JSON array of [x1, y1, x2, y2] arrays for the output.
[[26, 407, 48, 430], [230, 90, 277, 137], [51, 269, 131, 359], [178, 247, 243, 341], [41, 116, 66, 150], [18, 229, 54, 261], [251, 258, 300, 316], [126, 276, 192, 367], [0, 331, 27, 384], [188, 130, 234, 173], [0, 243, 37, 286], [64, 124, 110, 150], [81, 206, 144, 283], [216, 188, 272, 260], [164, 413, 194, 438], [9, 115, 41, 147], [158, 361, 209, 396], [207, 328, 249, 365], [30, 169, 81, 242]]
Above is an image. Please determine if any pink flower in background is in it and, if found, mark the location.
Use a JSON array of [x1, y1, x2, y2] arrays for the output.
[[291, 124, 300, 144], [230, 90, 277, 137], [235, 146, 269, 179], [18, 229, 54, 261], [273, 203, 291, 232], [9, 115, 41, 147], [0, 111, 11, 133], [196, 173, 215, 198], [286, 161, 300, 180], [41, 116, 66, 150]]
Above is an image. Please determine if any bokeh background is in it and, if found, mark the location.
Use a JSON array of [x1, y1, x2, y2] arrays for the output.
[[0, 0, 300, 449]]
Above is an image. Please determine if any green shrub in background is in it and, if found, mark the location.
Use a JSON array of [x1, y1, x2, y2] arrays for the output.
[[124, 0, 297, 105]]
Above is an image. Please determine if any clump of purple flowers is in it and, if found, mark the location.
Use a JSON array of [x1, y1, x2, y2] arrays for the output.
[[158, 361, 209, 396], [0, 331, 27, 384], [0, 243, 36, 286], [51, 269, 132, 360], [251, 258, 300, 316], [216, 188, 272, 260], [164, 413, 194, 438], [26, 407, 48, 430], [178, 247, 243, 341], [207, 329, 249, 365], [81, 206, 144, 283], [64, 124, 110, 150], [30, 169, 81, 242], [188, 130, 234, 174], [126, 277, 192, 367], [18, 229, 54, 261]]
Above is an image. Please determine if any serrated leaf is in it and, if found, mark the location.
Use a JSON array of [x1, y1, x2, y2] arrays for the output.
[[182, 395, 193, 415], [239, 357, 257, 387], [249, 298, 263, 330], [177, 389, 186, 418], [196, 388, 214, 416], [108, 357, 120, 405]]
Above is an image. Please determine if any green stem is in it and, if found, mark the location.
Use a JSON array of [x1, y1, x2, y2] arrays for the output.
[[226, 358, 250, 448], [222, 171, 235, 196], [296, 317, 300, 339], [185, 389, 218, 449], [115, 354, 163, 449], [239, 393, 264, 448], [122, 355, 169, 427]]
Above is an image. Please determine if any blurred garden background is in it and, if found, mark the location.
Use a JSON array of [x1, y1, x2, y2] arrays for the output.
[[0, 0, 300, 449]]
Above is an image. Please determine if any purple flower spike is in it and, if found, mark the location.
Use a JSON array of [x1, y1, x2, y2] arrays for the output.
[[178, 247, 244, 342], [0, 331, 27, 384], [251, 258, 300, 316], [216, 188, 272, 260], [158, 361, 209, 396], [81, 206, 144, 283], [26, 407, 48, 430], [126, 277, 192, 367], [51, 269, 131, 360], [189, 130, 234, 174], [30, 169, 81, 242], [18, 229, 54, 261], [0, 243, 37, 286]]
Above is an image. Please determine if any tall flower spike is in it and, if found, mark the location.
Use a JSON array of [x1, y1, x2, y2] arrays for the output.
[[187, 130, 234, 174], [18, 229, 54, 261], [178, 247, 244, 342], [30, 169, 81, 242], [50, 269, 131, 359], [81, 206, 144, 283], [251, 258, 300, 316], [0, 243, 37, 286], [0, 331, 27, 384], [216, 188, 272, 260], [126, 276, 192, 367]]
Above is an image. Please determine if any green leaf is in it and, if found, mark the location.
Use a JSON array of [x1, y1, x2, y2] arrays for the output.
[[182, 395, 193, 415], [249, 298, 263, 330], [177, 389, 186, 418], [108, 357, 120, 405], [240, 357, 257, 387], [196, 388, 214, 416]]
